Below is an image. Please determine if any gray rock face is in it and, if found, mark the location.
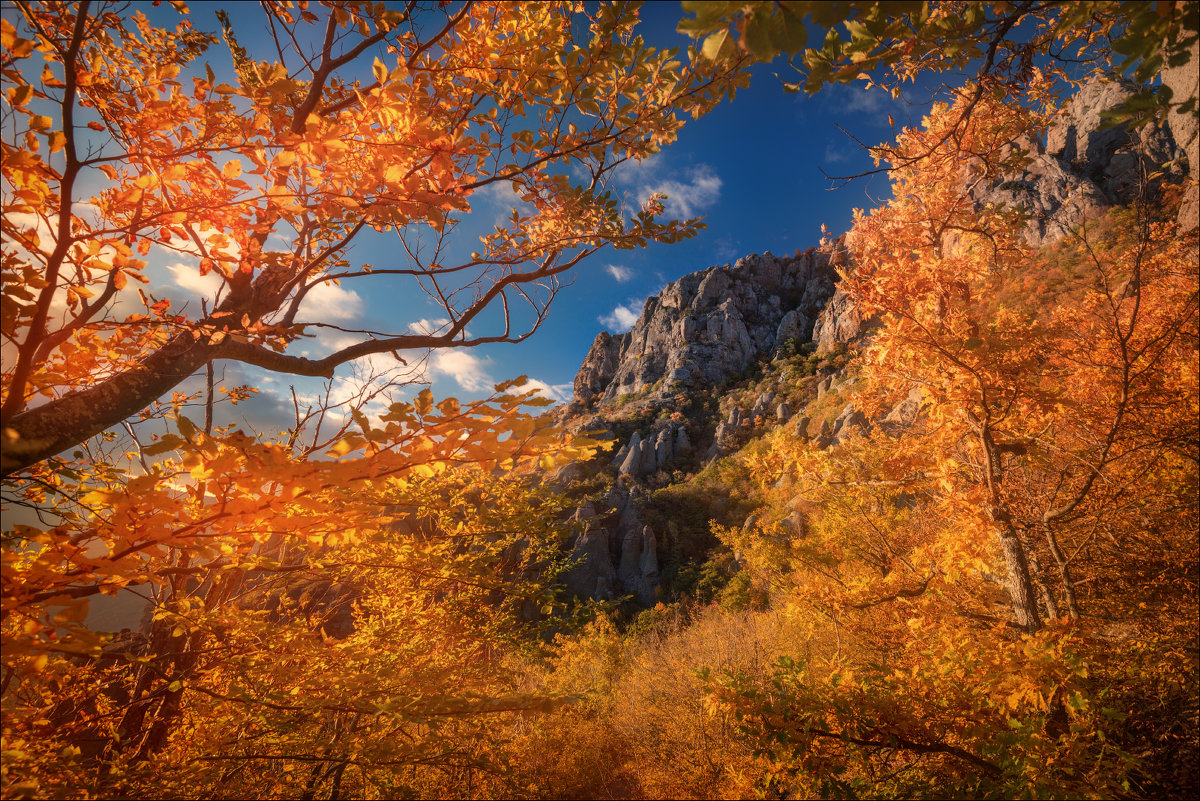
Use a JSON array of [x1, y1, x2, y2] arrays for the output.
[[574, 331, 627, 405], [616, 524, 642, 591], [973, 152, 1111, 248], [617, 422, 691, 476], [675, 426, 692, 455], [775, 308, 809, 347], [1043, 76, 1183, 207], [615, 519, 659, 605], [635, 525, 659, 606], [563, 524, 618, 602], [617, 432, 643, 476], [1162, 39, 1200, 231], [884, 387, 924, 427], [780, 510, 808, 540], [813, 279, 874, 355], [610, 439, 631, 467], [563, 489, 661, 607], [572, 249, 838, 404], [751, 391, 776, 422]]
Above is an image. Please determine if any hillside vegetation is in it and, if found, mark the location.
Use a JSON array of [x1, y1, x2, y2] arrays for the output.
[[3, 2, 1197, 799]]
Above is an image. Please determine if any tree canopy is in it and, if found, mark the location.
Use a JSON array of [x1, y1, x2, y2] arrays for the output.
[[1, 0, 745, 475]]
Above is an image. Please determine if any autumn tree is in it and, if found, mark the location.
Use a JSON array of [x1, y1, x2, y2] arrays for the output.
[[1, 377, 610, 798], [702, 71, 1197, 798], [837, 78, 1198, 628], [0, 3, 752, 796], [1, 0, 747, 475]]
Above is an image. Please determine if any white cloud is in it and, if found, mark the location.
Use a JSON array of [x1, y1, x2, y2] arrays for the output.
[[605, 264, 633, 283], [154, 225, 244, 261], [409, 318, 452, 336], [610, 154, 664, 185], [820, 83, 903, 121], [311, 329, 361, 355], [296, 279, 364, 323], [428, 349, 493, 393], [823, 143, 850, 164], [294, 350, 416, 427], [599, 302, 641, 333], [164, 261, 224, 305], [161, 264, 363, 328], [842, 85, 898, 115], [521, 378, 572, 403], [713, 236, 740, 260], [638, 164, 722, 218], [472, 179, 535, 229]]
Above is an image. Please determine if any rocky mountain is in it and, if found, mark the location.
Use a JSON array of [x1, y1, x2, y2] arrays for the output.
[[572, 246, 843, 407], [553, 71, 1198, 608]]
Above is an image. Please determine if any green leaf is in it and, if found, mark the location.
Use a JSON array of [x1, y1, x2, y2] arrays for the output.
[[177, 414, 196, 440], [744, 13, 779, 61], [775, 4, 808, 54], [701, 29, 734, 61]]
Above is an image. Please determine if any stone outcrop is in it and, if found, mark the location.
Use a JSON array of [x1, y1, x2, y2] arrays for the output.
[[972, 77, 1185, 249], [562, 489, 660, 606], [573, 249, 838, 406], [616, 421, 692, 476], [559, 73, 1198, 608], [574, 331, 625, 405], [1162, 38, 1199, 231]]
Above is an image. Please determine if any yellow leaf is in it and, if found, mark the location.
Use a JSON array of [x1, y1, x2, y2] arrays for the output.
[[29, 115, 52, 131], [48, 131, 66, 153], [9, 84, 34, 106], [222, 159, 242, 179]]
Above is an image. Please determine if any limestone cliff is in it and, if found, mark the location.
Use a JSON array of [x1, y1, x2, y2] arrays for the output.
[[572, 247, 840, 406]]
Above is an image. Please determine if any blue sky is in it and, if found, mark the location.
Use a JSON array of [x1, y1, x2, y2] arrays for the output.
[[7, 2, 942, 440]]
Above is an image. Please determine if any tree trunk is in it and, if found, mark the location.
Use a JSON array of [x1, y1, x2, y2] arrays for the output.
[[1, 332, 215, 476], [994, 512, 1043, 632], [979, 425, 1042, 632], [1028, 553, 1058, 621]]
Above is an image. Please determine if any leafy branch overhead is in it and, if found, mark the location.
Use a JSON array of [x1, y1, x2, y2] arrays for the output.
[[680, 0, 1198, 127], [0, 1, 748, 475]]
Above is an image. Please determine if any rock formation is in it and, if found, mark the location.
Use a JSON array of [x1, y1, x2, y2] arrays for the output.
[[561, 488, 661, 606], [572, 248, 839, 406]]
